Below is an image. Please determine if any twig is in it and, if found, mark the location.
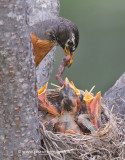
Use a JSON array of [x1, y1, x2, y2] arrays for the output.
[[51, 83, 61, 88], [89, 85, 95, 93]]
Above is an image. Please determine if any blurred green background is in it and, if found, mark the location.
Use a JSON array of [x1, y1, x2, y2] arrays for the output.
[[49, 0, 125, 95]]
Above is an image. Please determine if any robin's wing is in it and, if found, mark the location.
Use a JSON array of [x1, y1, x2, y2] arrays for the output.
[[31, 33, 54, 67]]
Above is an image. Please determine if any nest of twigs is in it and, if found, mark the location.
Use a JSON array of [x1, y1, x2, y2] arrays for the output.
[[39, 89, 125, 160]]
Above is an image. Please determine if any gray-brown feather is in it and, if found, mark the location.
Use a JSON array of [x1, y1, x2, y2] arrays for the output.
[[30, 17, 79, 50]]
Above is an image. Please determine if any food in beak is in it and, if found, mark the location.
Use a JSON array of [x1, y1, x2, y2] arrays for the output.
[[64, 47, 73, 67]]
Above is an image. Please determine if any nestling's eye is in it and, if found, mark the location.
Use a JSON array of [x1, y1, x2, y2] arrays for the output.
[[68, 40, 73, 46]]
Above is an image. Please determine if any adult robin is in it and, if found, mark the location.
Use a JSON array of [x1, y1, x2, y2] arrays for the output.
[[30, 17, 79, 86]]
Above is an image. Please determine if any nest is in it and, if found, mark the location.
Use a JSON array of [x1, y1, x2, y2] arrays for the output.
[[39, 89, 125, 160]]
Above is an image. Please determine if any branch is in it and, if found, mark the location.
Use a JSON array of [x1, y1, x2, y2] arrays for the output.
[[102, 72, 125, 119], [26, 0, 60, 89]]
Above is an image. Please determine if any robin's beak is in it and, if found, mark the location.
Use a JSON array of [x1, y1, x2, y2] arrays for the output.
[[64, 46, 73, 67]]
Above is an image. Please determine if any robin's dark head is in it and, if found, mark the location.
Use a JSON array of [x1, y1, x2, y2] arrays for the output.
[[31, 17, 79, 67], [55, 18, 79, 66]]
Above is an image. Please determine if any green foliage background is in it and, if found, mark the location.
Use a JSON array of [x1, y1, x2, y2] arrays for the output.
[[49, 0, 125, 95]]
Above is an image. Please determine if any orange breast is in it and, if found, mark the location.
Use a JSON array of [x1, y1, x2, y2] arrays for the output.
[[31, 32, 54, 67]]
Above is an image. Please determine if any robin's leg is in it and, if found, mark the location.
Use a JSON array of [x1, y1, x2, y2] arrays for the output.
[[56, 55, 71, 86]]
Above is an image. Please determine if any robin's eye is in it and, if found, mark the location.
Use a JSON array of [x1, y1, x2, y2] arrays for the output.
[[68, 40, 73, 46]]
